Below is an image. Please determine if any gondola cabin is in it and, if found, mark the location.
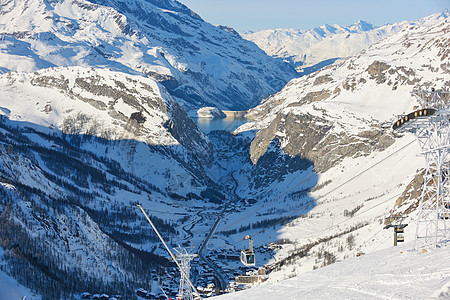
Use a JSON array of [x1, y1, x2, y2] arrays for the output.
[[240, 235, 255, 266]]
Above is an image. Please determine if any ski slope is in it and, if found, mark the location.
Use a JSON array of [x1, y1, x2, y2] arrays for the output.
[[0, 271, 42, 300], [0, 248, 41, 300], [215, 242, 450, 299]]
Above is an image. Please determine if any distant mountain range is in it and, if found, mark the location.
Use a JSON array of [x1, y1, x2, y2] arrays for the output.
[[242, 10, 449, 74]]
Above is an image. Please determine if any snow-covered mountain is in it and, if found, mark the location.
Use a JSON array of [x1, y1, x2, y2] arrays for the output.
[[0, 2, 449, 298], [0, 0, 297, 110], [240, 11, 449, 169], [211, 8, 450, 284], [242, 10, 449, 74], [0, 66, 229, 298]]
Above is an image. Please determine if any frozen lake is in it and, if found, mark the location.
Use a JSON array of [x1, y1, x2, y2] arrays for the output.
[[194, 112, 248, 134]]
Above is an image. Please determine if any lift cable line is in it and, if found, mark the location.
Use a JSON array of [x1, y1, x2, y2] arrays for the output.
[[223, 138, 416, 247], [229, 190, 404, 253], [224, 90, 449, 262], [392, 89, 450, 248], [137, 205, 201, 300]]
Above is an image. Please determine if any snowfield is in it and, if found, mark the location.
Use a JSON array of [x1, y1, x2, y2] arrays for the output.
[[215, 242, 450, 300], [0, 270, 41, 300]]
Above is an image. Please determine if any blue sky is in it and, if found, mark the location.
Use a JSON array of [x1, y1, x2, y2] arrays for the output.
[[179, 0, 449, 32]]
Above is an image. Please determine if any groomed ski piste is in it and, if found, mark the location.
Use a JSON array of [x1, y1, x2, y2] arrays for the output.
[[214, 241, 450, 300]]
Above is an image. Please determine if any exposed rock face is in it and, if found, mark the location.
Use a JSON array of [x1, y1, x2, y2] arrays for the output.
[[296, 90, 332, 106], [196, 107, 226, 119], [394, 169, 425, 214], [314, 75, 333, 86], [250, 112, 395, 173], [366, 61, 391, 84], [241, 12, 449, 176], [250, 138, 313, 190]]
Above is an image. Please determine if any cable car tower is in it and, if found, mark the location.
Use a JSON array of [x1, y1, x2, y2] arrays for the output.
[[393, 89, 450, 247], [174, 247, 197, 300]]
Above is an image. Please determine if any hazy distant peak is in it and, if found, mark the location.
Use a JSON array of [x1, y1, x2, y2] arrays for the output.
[[241, 16, 426, 72], [349, 20, 375, 32], [437, 8, 449, 20]]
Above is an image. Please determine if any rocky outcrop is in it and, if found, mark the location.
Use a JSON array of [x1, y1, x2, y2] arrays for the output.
[[250, 111, 395, 173], [394, 170, 425, 215], [366, 61, 390, 84], [165, 102, 213, 165], [250, 138, 313, 190], [196, 107, 226, 119]]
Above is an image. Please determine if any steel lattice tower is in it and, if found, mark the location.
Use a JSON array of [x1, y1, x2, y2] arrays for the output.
[[137, 206, 201, 300], [174, 247, 197, 300], [393, 90, 450, 247]]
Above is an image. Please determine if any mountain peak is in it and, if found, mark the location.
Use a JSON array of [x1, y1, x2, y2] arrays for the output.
[[349, 20, 375, 32]]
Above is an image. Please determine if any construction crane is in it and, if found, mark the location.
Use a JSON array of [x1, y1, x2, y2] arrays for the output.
[[137, 205, 201, 300]]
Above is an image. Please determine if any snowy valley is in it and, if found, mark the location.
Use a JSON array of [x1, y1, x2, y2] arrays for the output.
[[0, 0, 449, 300]]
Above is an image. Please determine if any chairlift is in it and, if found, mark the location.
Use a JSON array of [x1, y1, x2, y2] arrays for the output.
[[240, 235, 255, 266], [440, 212, 450, 219]]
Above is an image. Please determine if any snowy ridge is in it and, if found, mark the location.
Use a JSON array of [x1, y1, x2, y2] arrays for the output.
[[0, 0, 297, 110], [200, 10, 450, 293], [242, 10, 449, 73], [240, 11, 449, 136], [0, 65, 217, 196]]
